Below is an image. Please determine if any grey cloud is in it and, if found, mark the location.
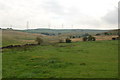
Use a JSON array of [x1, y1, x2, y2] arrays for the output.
[[0, 0, 118, 29], [41, 0, 66, 15], [0, 2, 9, 10], [102, 8, 118, 25]]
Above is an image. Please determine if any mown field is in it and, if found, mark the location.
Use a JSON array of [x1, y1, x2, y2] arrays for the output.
[[2, 40, 118, 78]]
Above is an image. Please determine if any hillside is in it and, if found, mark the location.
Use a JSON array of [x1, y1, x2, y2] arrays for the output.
[[20, 29, 108, 36], [1, 29, 118, 78], [1, 29, 119, 47], [2, 30, 46, 47], [108, 29, 120, 35]]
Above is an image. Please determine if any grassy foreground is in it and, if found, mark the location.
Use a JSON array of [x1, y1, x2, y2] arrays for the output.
[[2, 40, 118, 78]]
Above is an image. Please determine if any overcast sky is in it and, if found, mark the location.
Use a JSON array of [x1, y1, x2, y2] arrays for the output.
[[0, 0, 119, 30]]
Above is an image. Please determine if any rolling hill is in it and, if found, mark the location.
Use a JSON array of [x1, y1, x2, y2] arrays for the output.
[[1, 28, 118, 47], [1, 30, 46, 47], [20, 28, 109, 36]]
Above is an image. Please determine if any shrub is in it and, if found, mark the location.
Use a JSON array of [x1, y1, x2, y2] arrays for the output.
[[73, 36, 75, 38], [83, 37, 87, 41], [104, 32, 109, 35], [88, 35, 93, 41], [112, 38, 116, 40], [92, 37, 96, 41], [83, 35, 96, 41], [66, 38, 71, 43], [35, 37, 43, 45]]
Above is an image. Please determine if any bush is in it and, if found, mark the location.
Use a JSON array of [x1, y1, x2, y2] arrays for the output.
[[83, 35, 96, 41], [83, 37, 87, 41], [112, 38, 116, 40], [104, 32, 109, 35], [35, 37, 43, 45], [88, 35, 93, 41], [92, 37, 96, 41], [87, 35, 96, 41], [73, 36, 76, 38], [66, 38, 71, 43]]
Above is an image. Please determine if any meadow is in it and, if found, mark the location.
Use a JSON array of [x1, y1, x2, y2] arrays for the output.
[[2, 40, 118, 78], [2, 30, 45, 47]]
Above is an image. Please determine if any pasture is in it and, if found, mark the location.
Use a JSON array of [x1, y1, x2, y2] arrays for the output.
[[2, 30, 45, 47], [2, 40, 118, 78]]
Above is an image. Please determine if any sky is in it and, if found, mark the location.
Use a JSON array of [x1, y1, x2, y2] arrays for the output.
[[0, 0, 119, 30]]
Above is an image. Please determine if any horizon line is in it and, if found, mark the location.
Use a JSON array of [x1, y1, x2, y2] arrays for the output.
[[0, 27, 119, 30]]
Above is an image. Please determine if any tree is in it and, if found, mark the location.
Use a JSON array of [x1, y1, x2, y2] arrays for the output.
[[92, 37, 96, 41], [88, 35, 93, 41], [66, 38, 71, 43], [104, 32, 109, 35], [73, 36, 75, 38], [83, 35, 96, 41], [35, 37, 43, 45], [83, 37, 87, 41], [88, 35, 96, 41]]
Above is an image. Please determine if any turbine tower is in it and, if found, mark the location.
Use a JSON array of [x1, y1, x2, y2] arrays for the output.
[[72, 25, 73, 29], [26, 21, 29, 30], [62, 24, 64, 29], [48, 23, 51, 29]]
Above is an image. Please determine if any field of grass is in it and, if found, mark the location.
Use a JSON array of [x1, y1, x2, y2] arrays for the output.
[[2, 30, 47, 47], [1, 30, 67, 47], [2, 40, 118, 78]]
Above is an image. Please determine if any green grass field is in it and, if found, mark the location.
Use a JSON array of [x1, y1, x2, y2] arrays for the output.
[[2, 40, 118, 78]]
